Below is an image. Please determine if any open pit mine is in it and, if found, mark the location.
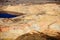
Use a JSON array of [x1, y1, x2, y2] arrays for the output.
[[0, 0, 60, 40]]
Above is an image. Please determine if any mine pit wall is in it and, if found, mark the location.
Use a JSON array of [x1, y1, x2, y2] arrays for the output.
[[0, 3, 60, 15], [0, 0, 60, 40], [0, 0, 60, 5], [0, 0, 60, 13]]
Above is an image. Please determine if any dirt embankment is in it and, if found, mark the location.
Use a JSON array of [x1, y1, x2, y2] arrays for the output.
[[0, 2, 60, 40]]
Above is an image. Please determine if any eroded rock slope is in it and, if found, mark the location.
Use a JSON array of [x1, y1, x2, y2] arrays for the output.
[[0, 3, 60, 40]]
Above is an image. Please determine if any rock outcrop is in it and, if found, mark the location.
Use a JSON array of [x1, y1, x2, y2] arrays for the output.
[[0, 0, 60, 40]]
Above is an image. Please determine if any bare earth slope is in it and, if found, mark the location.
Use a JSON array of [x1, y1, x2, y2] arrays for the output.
[[0, 2, 60, 40]]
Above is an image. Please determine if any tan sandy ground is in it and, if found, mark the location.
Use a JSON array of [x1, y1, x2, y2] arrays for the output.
[[0, 3, 60, 40]]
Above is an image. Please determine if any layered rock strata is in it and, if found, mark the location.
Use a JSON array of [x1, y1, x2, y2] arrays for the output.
[[0, 3, 60, 40]]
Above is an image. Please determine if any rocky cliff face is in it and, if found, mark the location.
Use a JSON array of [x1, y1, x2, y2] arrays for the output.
[[0, 0, 59, 5], [0, 0, 60, 40], [0, 0, 60, 6]]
